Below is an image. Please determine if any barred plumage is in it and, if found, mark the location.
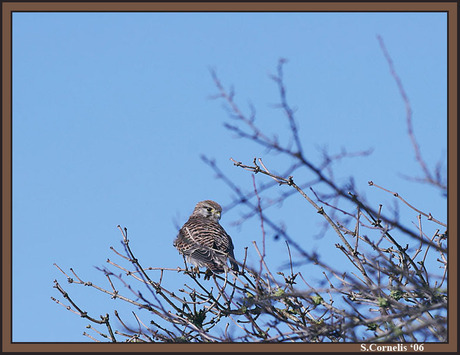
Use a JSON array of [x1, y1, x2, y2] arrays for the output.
[[174, 200, 238, 274]]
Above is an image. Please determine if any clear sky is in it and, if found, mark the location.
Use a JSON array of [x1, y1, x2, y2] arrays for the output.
[[12, 11, 447, 342]]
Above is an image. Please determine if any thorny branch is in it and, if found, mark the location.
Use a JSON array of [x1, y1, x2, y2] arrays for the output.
[[368, 181, 446, 227]]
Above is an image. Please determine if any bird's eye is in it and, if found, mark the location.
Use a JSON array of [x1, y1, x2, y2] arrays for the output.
[[206, 207, 213, 212]]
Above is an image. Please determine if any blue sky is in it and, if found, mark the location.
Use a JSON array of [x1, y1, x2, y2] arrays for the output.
[[12, 12, 447, 342]]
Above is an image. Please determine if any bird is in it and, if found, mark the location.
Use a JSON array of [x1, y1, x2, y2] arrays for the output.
[[174, 200, 239, 278]]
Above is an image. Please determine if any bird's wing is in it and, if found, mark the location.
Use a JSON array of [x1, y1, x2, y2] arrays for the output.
[[175, 217, 238, 271]]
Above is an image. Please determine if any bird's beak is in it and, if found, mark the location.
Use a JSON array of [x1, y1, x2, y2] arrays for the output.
[[215, 211, 221, 220]]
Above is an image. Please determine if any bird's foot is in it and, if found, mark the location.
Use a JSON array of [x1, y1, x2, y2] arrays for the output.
[[204, 269, 213, 280]]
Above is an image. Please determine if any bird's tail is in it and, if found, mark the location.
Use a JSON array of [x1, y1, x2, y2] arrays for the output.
[[229, 259, 239, 272]]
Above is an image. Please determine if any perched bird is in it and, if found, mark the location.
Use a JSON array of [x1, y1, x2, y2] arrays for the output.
[[174, 200, 239, 277]]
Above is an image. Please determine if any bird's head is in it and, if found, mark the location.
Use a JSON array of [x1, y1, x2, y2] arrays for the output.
[[193, 200, 223, 222]]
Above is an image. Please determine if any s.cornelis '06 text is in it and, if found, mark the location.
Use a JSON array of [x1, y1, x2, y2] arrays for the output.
[[361, 343, 425, 352]]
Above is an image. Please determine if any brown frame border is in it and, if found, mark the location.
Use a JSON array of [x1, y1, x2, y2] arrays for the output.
[[2, 1, 457, 353]]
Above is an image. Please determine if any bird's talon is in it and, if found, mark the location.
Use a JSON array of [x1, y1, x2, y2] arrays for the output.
[[204, 269, 213, 280]]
